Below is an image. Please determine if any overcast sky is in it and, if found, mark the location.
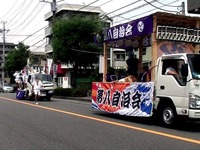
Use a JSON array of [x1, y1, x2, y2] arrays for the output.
[[0, 0, 197, 52]]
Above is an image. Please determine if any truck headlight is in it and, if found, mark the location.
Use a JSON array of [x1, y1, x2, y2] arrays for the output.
[[189, 93, 200, 109]]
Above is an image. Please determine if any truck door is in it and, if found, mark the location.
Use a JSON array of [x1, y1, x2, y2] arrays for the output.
[[156, 58, 187, 98]]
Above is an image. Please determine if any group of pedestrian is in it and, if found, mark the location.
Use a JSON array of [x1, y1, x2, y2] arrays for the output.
[[13, 66, 42, 105]]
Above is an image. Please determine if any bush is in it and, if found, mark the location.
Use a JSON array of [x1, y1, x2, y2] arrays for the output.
[[71, 87, 88, 97], [54, 88, 73, 97], [54, 85, 91, 97]]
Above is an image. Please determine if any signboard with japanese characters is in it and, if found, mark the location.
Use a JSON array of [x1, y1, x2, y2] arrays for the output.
[[103, 15, 153, 48], [92, 82, 154, 117], [104, 15, 153, 41]]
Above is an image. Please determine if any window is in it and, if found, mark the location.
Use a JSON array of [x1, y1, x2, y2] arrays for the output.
[[162, 59, 186, 86], [142, 48, 146, 55], [115, 53, 125, 61]]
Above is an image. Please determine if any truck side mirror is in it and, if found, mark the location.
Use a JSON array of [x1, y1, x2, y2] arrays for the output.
[[181, 64, 188, 77]]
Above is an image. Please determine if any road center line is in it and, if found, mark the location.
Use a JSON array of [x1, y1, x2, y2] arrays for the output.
[[1, 96, 200, 145]]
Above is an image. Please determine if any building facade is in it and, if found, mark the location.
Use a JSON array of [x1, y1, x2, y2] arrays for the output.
[[44, 3, 110, 56], [0, 42, 16, 82]]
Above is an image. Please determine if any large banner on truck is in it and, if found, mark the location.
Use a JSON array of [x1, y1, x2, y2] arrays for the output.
[[92, 82, 154, 117]]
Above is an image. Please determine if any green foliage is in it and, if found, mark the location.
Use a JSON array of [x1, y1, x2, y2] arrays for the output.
[[54, 87, 73, 96], [52, 15, 103, 68], [89, 67, 102, 82], [54, 86, 90, 97], [71, 87, 88, 97], [5, 42, 30, 81], [5, 42, 30, 72]]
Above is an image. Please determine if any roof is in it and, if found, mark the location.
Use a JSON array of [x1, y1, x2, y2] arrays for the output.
[[0, 42, 16, 46], [45, 4, 106, 21], [154, 12, 200, 28], [30, 51, 46, 56]]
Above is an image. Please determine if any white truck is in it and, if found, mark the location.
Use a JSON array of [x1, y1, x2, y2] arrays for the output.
[[26, 73, 54, 101], [92, 53, 200, 126]]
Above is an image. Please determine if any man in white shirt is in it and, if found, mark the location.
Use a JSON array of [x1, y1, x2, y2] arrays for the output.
[[165, 67, 179, 76], [33, 76, 42, 104], [13, 71, 23, 89]]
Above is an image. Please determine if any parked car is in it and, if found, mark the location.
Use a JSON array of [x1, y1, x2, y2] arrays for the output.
[[0, 83, 14, 93]]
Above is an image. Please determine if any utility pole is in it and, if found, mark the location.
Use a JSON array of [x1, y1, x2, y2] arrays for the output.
[[0, 21, 9, 85], [181, 2, 185, 16], [40, 0, 57, 20], [52, 0, 57, 20], [40, 0, 57, 86]]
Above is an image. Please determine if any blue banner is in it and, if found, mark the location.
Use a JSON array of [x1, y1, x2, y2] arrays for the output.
[[104, 15, 153, 42]]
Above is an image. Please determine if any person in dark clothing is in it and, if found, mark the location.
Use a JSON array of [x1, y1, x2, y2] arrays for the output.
[[126, 54, 139, 81], [139, 66, 150, 82]]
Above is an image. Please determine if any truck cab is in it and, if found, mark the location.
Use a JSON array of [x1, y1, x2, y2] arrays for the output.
[[26, 73, 54, 101], [155, 53, 200, 125]]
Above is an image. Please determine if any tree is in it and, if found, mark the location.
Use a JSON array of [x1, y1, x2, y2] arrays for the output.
[[52, 15, 103, 67], [52, 15, 103, 87], [5, 42, 30, 82]]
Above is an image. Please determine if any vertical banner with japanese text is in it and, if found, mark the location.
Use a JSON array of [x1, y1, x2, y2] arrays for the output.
[[92, 82, 154, 117]]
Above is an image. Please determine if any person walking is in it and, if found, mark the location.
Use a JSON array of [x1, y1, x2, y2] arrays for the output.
[[33, 75, 42, 105]]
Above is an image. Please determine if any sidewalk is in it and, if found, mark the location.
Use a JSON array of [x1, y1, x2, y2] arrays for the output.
[[52, 96, 91, 102]]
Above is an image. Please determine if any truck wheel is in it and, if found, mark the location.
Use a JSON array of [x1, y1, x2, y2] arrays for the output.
[[160, 105, 177, 127]]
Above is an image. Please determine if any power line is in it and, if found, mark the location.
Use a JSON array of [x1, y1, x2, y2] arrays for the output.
[[114, 0, 180, 24], [78, 0, 99, 11], [5, 0, 30, 24], [7, 0, 34, 28], [100, 0, 141, 18], [25, 35, 45, 45], [65, 3, 74, 11], [30, 42, 46, 51], [7, 2, 45, 43], [21, 26, 47, 42], [1, 0, 27, 21], [109, 0, 156, 19], [9, 2, 41, 31], [30, 37, 46, 47], [88, 0, 113, 11], [12, 3, 45, 33], [156, 0, 180, 7], [143, 0, 178, 13], [0, 0, 20, 20]]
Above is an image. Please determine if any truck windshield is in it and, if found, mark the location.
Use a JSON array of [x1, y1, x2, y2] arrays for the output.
[[187, 54, 200, 79], [36, 74, 53, 82]]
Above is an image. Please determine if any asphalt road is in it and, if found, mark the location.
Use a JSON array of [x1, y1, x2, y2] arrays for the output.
[[0, 93, 200, 150]]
